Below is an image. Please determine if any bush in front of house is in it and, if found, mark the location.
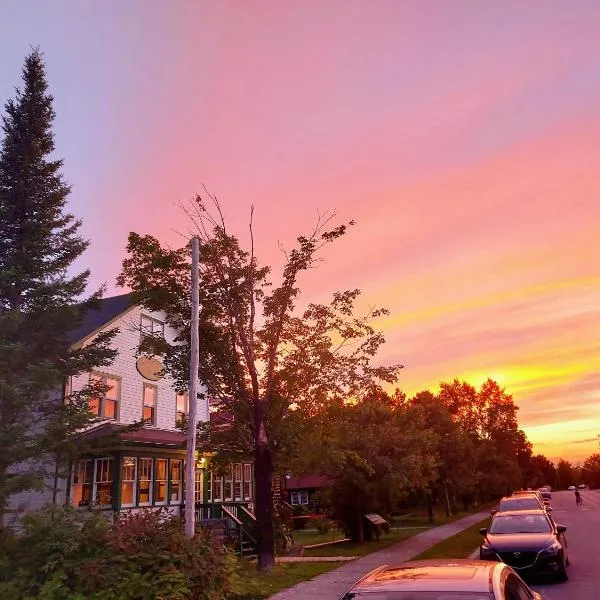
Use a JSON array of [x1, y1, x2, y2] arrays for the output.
[[312, 517, 331, 535], [0, 505, 237, 600]]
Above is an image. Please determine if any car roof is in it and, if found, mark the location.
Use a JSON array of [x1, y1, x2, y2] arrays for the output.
[[491, 509, 549, 519], [349, 560, 503, 594], [500, 495, 539, 503]]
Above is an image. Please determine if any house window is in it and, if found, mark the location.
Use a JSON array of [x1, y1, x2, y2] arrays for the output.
[[206, 469, 212, 502], [212, 472, 223, 501], [138, 458, 153, 505], [170, 459, 182, 504], [121, 457, 137, 507], [195, 467, 203, 502], [290, 490, 309, 506], [155, 459, 168, 505], [243, 464, 252, 500], [71, 460, 92, 507], [94, 458, 113, 506], [143, 384, 157, 424], [176, 391, 188, 424], [234, 464, 242, 500], [140, 314, 164, 342], [89, 373, 120, 420], [224, 467, 233, 500]]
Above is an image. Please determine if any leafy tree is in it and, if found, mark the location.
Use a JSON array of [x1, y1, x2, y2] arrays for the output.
[[312, 395, 437, 541], [117, 195, 402, 569], [582, 454, 600, 489], [0, 50, 116, 522], [525, 454, 558, 490], [556, 459, 574, 490]]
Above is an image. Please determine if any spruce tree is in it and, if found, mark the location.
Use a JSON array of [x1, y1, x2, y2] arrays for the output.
[[0, 50, 116, 521]]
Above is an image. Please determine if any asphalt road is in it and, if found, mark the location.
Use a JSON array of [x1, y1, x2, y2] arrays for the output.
[[527, 489, 600, 600]]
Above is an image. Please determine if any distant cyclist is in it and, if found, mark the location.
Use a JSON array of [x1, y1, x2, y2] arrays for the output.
[[575, 489, 583, 507]]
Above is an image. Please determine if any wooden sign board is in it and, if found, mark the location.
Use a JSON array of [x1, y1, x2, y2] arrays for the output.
[[364, 513, 388, 526]]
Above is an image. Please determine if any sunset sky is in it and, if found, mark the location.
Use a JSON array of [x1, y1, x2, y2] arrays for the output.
[[2, 1, 600, 462]]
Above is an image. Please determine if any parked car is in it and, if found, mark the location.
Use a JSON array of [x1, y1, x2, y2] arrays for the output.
[[479, 509, 568, 581], [513, 490, 551, 510], [567, 485, 576, 491], [539, 489, 552, 501], [340, 559, 543, 599], [492, 495, 551, 515], [577, 484, 586, 490]]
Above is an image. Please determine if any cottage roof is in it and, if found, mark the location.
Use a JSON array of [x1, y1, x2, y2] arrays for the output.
[[69, 293, 134, 344]]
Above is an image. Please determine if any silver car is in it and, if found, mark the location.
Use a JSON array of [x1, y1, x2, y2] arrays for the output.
[[340, 559, 542, 599]]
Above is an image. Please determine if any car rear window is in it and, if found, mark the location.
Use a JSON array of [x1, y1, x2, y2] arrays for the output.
[[489, 514, 551, 534], [499, 498, 539, 511]]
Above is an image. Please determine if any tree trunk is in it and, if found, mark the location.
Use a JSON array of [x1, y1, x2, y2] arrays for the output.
[[254, 432, 275, 571], [444, 486, 452, 517]]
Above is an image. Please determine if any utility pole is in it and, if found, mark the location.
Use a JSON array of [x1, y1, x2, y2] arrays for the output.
[[185, 236, 200, 538]]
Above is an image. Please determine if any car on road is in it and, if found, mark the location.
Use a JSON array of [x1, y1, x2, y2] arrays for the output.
[[479, 509, 568, 581], [340, 559, 543, 599], [492, 495, 551, 517], [567, 485, 576, 491], [512, 490, 551, 510], [577, 483, 586, 489], [539, 489, 551, 502]]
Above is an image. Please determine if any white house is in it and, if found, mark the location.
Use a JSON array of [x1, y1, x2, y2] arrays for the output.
[[7, 294, 254, 522]]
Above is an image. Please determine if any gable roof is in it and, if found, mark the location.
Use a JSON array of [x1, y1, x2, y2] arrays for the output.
[[69, 293, 134, 344]]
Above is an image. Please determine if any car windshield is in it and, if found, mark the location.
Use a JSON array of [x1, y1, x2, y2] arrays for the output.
[[499, 498, 540, 511], [344, 593, 493, 599], [489, 514, 551, 534]]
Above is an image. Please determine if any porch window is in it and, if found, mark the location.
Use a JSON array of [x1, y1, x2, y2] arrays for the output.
[[94, 458, 113, 506], [290, 490, 309, 505], [224, 467, 233, 500], [170, 459, 182, 503], [176, 391, 188, 424], [243, 463, 252, 500], [89, 374, 120, 420], [212, 472, 223, 501], [155, 458, 168, 504], [206, 470, 212, 501], [121, 457, 137, 507], [143, 384, 157, 425], [234, 464, 242, 500], [71, 459, 92, 507], [138, 458, 153, 505], [194, 467, 203, 502]]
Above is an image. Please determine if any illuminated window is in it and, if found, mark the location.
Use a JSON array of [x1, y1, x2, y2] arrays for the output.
[[170, 459, 182, 504], [89, 373, 120, 420], [138, 458, 153, 506], [143, 384, 157, 424], [155, 459, 168, 505], [71, 460, 92, 507], [94, 458, 113, 506], [121, 457, 137, 507], [195, 467, 203, 502]]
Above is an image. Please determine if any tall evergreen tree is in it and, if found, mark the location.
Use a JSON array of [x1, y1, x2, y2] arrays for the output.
[[0, 50, 116, 521]]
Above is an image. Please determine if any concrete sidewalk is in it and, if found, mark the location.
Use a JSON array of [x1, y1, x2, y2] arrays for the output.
[[268, 510, 490, 600]]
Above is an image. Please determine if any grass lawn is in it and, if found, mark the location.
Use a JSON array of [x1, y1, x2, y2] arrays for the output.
[[392, 504, 495, 529], [292, 528, 347, 547], [412, 517, 491, 560], [303, 527, 421, 557], [234, 560, 345, 599]]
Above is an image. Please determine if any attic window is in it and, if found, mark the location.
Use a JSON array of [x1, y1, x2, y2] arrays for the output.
[[140, 314, 164, 342]]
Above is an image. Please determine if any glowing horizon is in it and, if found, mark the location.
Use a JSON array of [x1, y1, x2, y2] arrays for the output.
[[2, 1, 600, 463]]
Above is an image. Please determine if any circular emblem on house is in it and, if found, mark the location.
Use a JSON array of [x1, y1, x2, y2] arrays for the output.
[[136, 356, 164, 381]]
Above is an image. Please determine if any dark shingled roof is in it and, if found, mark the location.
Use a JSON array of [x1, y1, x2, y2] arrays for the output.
[[285, 474, 332, 490], [69, 293, 134, 343]]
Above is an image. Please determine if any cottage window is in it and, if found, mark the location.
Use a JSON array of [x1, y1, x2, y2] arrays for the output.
[[176, 391, 188, 424], [290, 490, 309, 506], [194, 467, 203, 502], [121, 457, 137, 507], [243, 464, 252, 500], [170, 459, 182, 503], [234, 464, 242, 500], [155, 459, 168, 504], [140, 314, 164, 342], [224, 467, 233, 500], [143, 384, 157, 424], [138, 458, 153, 505], [212, 472, 223, 501], [94, 458, 113, 506], [206, 469, 212, 502], [89, 374, 120, 420], [71, 459, 92, 507]]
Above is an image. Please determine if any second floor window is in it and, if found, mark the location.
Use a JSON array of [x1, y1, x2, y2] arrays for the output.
[[176, 391, 188, 424], [89, 373, 119, 420], [143, 384, 157, 424]]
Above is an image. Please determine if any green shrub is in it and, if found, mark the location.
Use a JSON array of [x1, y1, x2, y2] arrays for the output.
[[312, 518, 331, 535], [0, 505, 237, 600]]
